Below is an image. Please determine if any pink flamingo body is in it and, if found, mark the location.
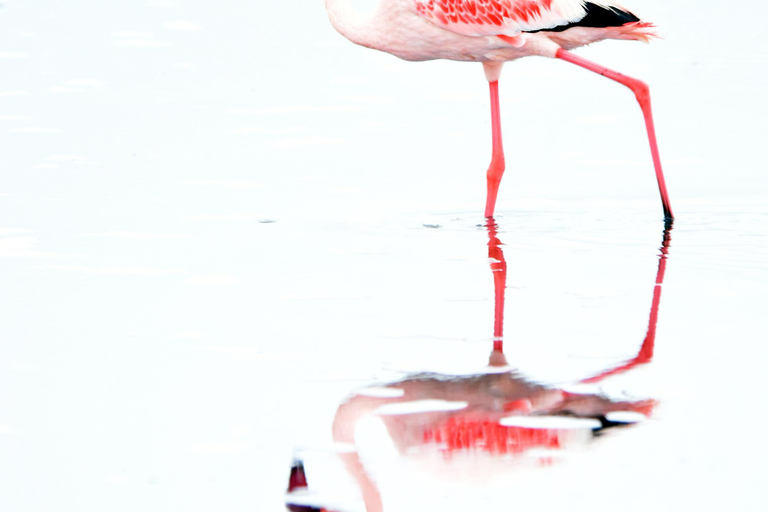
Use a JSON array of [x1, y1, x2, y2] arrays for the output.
[[325, 0, 674, 220]]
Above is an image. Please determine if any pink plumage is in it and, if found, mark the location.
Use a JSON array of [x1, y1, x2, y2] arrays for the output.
[[414, 0, 584, 36]]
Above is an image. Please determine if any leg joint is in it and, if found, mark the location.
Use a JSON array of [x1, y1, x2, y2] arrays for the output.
[[626, 76, 650, 104], [612, 74, 650, 103]]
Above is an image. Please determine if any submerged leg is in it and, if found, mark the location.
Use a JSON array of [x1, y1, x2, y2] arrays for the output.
[[555, 49, 674, 221], [483, 62, 506, 218]]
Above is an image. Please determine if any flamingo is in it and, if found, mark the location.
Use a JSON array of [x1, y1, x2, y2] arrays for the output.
[[324, 0, 674, 220]]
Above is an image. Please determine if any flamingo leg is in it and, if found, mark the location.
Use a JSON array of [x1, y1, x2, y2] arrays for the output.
[[555, 49, 673, 221], [484, 79, 506, 218]]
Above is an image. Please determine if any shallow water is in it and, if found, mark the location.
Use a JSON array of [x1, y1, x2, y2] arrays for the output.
[[2, 1, 768, 511]]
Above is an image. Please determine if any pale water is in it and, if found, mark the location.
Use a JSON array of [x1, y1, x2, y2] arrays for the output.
[[2, 1, 767, 511]]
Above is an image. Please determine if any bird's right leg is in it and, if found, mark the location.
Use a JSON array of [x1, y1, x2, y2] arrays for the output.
[[483, 62, 506, 218]]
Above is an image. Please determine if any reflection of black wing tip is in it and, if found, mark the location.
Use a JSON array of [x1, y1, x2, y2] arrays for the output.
[[527, 3, 640, 33], [286, 460, 323, 512], [591, 414, 643, 437], [287, 460, 309, 492], [286, 504, 323, 512]]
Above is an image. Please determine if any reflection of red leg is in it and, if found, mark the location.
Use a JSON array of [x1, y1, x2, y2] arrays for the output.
[[582, 225, 672, 383], [486, 219, 507, 354], [332, 397, 384, 512], [555, 49, 673, 220], [485, 80, 506, 218]]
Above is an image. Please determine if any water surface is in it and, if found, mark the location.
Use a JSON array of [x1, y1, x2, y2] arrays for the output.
[[2, 1, 767, 511]]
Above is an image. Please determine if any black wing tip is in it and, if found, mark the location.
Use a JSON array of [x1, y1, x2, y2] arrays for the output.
[[526, 2, 641, 33], [582, 2, 641, 26]]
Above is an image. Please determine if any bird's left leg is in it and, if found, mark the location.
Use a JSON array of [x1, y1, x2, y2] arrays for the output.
[[483, 61, 505, 218], [555, 49, 673, 221]]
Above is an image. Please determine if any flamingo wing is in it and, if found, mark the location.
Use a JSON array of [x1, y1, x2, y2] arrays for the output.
[[413, 0, 590, 37]]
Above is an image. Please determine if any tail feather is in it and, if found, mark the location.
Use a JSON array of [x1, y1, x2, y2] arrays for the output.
[[613, 21, 659, 43]]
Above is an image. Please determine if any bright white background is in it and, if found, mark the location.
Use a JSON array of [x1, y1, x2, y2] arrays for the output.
[[1, 1, 767, 511]]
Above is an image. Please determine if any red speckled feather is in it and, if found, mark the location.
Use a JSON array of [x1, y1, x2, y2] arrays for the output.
[[414, 0, 588, 36]]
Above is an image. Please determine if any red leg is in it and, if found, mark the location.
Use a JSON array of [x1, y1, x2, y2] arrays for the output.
[[485, 79, 506, 218], [556, 49, 674, 221]]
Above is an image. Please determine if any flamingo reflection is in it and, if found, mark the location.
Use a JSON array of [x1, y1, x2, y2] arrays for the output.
[[287, 220, 672, 512]]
